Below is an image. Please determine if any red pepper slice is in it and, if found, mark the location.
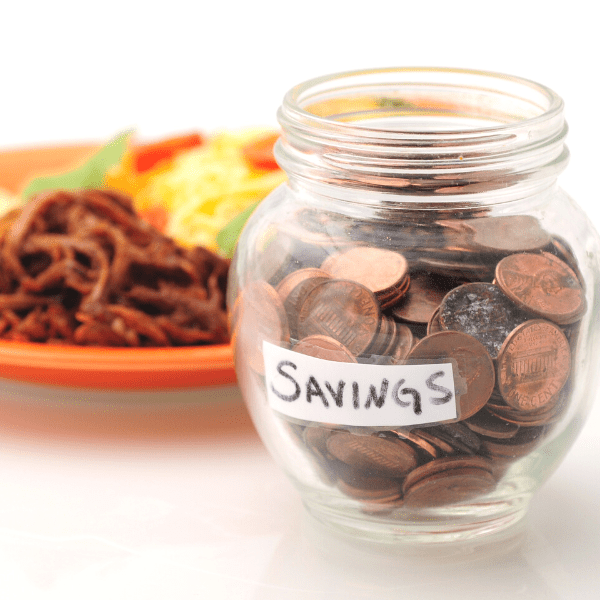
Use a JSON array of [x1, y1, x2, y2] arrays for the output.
[[133, 133, 204, 173], [242, 132, 280, 171]]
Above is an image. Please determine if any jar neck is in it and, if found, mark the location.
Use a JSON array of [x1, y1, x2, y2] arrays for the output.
[[276, 67, 568, 201]]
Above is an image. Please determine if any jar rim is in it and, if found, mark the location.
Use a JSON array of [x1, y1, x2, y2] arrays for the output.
[[276, 67, 568, 197], [280, 66, 564, 138]]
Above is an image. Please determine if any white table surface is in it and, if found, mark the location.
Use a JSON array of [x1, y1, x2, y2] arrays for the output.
[[0, 385, 598, 600]]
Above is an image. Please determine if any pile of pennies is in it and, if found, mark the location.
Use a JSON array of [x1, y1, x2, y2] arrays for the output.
[[233, 211, 587, 511]]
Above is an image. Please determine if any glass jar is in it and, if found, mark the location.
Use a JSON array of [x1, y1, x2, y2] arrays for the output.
[[228, 67, 600, 544]]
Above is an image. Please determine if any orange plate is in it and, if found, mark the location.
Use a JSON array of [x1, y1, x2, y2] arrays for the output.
[[0, 143, 236, 390]]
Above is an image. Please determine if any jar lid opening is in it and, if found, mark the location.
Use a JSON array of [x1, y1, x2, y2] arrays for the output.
[[276, 67, 568, 196], [287, 67, 562, 134]]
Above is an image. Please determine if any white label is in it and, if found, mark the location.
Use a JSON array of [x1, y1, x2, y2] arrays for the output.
[[263, 341, 458, 427]]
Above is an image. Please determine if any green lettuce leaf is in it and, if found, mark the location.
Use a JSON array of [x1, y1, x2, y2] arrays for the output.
[[216, 199, 260, 258], [21, 130, 132, 200]]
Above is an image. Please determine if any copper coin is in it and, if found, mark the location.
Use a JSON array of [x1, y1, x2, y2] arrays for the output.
[[389, 272, 455, 324], [407, 330, 495, 420], [438, 282, 529, 359], [464, 408, 520, 439], [364, 315, 394, 358], [388, 322, 414, 363], [276, 268, 332, 338], [548, 236, 584, 289], [486, 388, 566, 427], [486, 400, 563, 427], [402, 454, 494, 492], [481, 426, 545, 459], [297, 279, 381, 356], [303, 425, 333, 456], [409, 428, 456, 455], [335, 464, 403, 501], [495, 252, 586, 325], [402, 467, 496, 507], [326, 431, 418, 477], [496, 319, 571, 412], [377, 275, 411, 310], [293, 334, 358, 363], [290, 425, 338, 485], [423, 422, 482, 454], [427, 306, 443, 335], [466, 215, 551, 253], [320, 247, 409, 297], [234, 280, 290, 375], [548, 236, 578, 270], [388, 429, 439, 460], [379, 317, 402, 357], [415, 255, 495, 282]]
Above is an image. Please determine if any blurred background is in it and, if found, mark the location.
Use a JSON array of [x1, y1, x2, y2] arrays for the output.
[[1, 1, 599, 598], [2, 0, 598, 215]]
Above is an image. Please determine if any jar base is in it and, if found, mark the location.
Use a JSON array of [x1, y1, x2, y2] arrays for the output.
[[302, 494, 531, 546]]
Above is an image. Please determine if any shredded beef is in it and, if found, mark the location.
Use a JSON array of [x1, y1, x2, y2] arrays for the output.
[[0, 189, 230, 346]]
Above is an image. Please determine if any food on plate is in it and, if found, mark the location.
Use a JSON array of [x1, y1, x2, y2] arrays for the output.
[[21, 131, 131, 201], [131, 133, 204, 173], [0, 187, 22, 215], [104, 128, 286, 255], [0, 188, 229, 346], [0, 127, 284, 348]]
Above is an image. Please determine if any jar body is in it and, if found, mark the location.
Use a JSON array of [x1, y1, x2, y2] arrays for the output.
[[228, 69, 600, 543]]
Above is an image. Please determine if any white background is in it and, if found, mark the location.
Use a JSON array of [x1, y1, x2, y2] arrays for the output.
[[1, 1, 599, 598], [2, 0, 598, 218]]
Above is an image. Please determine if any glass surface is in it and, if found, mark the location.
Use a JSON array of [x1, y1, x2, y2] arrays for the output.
[[229, 68, 600, 544]]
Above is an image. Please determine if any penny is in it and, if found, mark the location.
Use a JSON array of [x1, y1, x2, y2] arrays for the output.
[[388, 322, 415, 363], [297, 279, 381, 356], [407, 330, 496, 420], [438, 282, 529, 359], [293, 335, 358, 363], [303, 425, 333, 456], [388, 429, 440, 460], [481, 426, 545, 460], [415, 255, 495, 282], [427, 422, 482, 454], [548, 236, 578, 270], [320, 247, 409, 299], [548, 235, 585, 290], [485, 389, 509, 408], [411, 423, 479, 456], [486, 391, 565, 427], [427, 306, 443, 335], [389, 272, 456, 324], [276, 268, 332, 338], [495, 252, 586, 325], [335, 464, 403, 501], [234, 280, 290, 375], [402, 467, 496, 507], [326, 431, 418, 477], [402, 455, 495, 493], [377, 275, 411, 310], [359, 496, 406, 515], [379, 317, 402, 358], [464, 408, 520, 439], [410, 428, 456, 455], [496, 319, 571, 412], [363, 314, 394, 359], [466, 215, 551, 253], [278, 424, 336, 488]]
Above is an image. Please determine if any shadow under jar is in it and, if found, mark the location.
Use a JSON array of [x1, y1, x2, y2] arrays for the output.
[[228, 67, 600, 544]]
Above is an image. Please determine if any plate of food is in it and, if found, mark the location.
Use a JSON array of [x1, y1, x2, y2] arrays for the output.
[[0, 129, 285, 438]]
